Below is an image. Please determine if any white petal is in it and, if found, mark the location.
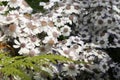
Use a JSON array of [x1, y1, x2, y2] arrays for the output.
[[14, 39, 20, 45], [13, 45, 20, 48], [18, 48, 29, 55]]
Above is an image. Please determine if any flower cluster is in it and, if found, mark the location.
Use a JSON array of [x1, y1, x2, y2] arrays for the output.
[[0, 0, 120, 80]]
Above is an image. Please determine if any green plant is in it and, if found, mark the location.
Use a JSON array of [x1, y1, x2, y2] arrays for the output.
[[25, 0, 49, 13], [0, 52, 77, 80]]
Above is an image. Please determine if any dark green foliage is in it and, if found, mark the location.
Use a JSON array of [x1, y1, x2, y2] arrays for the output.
[[0, 1, 8, 6], [25, 0, 49, 13], [58, 35, 68, 41]]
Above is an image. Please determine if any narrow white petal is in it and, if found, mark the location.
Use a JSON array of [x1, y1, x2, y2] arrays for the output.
[[13, 45, 20, 48], [14, 39, 20, 45]]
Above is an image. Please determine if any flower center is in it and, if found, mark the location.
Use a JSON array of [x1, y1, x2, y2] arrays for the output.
[[41, 21, 47, 26], [9, 24, 16, 32], [99, 40, 105, 44], [74, 5, 79, 10], [40, 46, 46, 52], [29, 50, 35, 57], [48, 21, 54, 27], [68, 64, 75, 70], [63, 28, 68, 33], [57, 19, 61, 23], [63, 50, 69, 54], [27, 23, 37, 30], [69, 15, 74, 20], [30, 36, 36, 42], [20, 43, 26, 48], [6, 17, 12, 21], [66, 5, 71, 10], [98, 19, 104, 25], [52, 32, 58, 38], [48, 39, 54, 45], [73, 45, 79, 49]]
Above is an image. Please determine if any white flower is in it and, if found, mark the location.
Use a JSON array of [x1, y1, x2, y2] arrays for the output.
[[79, 0, 89, 8], [0, 15, 17, 25], [8, 0, 22, 8], [70, 44, 83, 53], [42, 36, 58, 45], [7, 23, 21, 38], [97, 33, 109, 48], [69, 36, 84, 45], [39, 19, 51, 32], [55, 5, 65, 14], [28, 47, 40, 56], [23, 22, 40, 35], [28, 35, 40, 46], [13, 37, 32, 55], [9, 10, 20, 17], [98, 0, 111, 7], [13, 75, 21, 80], [19, 0, 33, 13], [112, 0, 120, 5], [99, 61, 109, 73], [57, 46, 70, 58], [62, 63, 79, 76], [44, 2, 54, 9], [64, 4, 80, 14], [113, 5, 120, 13], [47, 27, 61, 38], [0, 34, 6, 42], [53, 18, 65, 27], [0, 5, 8, 14], [60, 25, 71, 36], [34, 72, 48, 80], [39, 45, 51, 54], [69, 50, 80, 60]]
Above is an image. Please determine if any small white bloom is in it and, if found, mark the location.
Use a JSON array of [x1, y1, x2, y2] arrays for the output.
[[60, 25, 71, 36], [62, 63, 79, 76], [8, 0, 22, 8], [13, 37, 32, 55]]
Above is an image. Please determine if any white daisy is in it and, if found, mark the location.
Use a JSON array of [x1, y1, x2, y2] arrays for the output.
[[99, 61, 109, 73], [19, 0, 33, 13], [23, 22, 40, 35], [28, 47, 40, 56], [0, 14, 17, 25], [7, 23, 21, 38], [39, 45, 51, 54], [62, 63, 79, 76], [69, 50, 80, 60], [69, 36, 84, 45], [60, 25, 71, 36], [42, 2, 54, 10], [53, 18, 66, 27], [0, 5, 8, 14], [8, 0, 22, 8], [47, 27, 61, 38], [28, 35, 40, 47], [13, 37, 32, 55], [64, 4, 80, 14], [61, 46, 71, 57], [70, 44, 83, 53], [42, 36, 58, 46]]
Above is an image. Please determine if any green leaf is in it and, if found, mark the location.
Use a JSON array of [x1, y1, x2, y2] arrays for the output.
[[25, 0, 49, 13]]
